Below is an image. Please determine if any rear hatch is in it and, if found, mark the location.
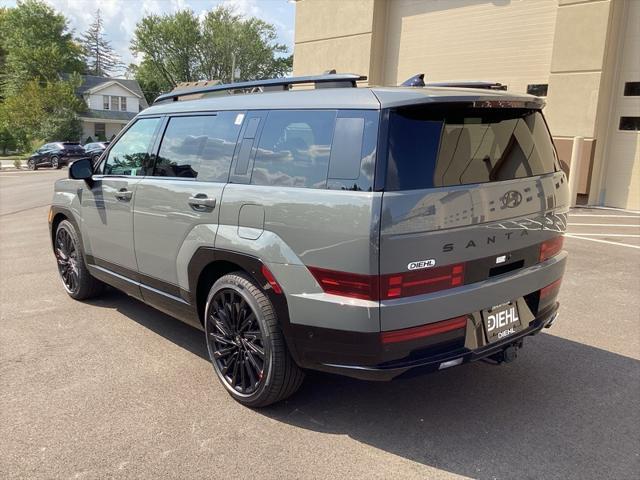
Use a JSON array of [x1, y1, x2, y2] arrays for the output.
[[379, 104, 568, 330], [62, 142, 85, 156]]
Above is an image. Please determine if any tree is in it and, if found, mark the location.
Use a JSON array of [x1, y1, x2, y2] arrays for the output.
[[126, 60, 172, 105], [130, 6, 292, 94], [0, 0, 84, 95], [79, 10, 124, 77], [0, 77, 85, 150]]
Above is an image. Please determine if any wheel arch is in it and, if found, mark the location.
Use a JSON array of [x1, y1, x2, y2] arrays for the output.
[[49, 206, 83, 253], [188, 248, 300, 362]]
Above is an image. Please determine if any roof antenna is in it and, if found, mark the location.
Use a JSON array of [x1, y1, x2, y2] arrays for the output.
[[401, 73, 425, 87], [323, 69, 337, 74]]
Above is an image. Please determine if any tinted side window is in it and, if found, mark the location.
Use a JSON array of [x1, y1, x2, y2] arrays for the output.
[[251, 110, 336, 189], [154, 112, 242, 181], [103, 118, 160, 176]]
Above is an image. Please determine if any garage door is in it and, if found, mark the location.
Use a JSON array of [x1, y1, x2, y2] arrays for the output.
[[603, 1, 640, 211]]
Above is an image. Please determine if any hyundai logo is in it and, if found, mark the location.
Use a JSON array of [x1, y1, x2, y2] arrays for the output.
[[501, 190, 523, 209]]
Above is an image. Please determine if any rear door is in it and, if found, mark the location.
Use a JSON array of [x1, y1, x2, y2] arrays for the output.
[[81, 117, 162, 296], [379, 105, 568, 330], [132, 111, 244, 302]]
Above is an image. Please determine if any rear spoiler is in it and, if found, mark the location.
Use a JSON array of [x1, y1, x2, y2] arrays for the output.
[[401, 74, 507, 91]]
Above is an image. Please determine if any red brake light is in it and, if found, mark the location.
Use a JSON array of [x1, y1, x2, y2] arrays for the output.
[[539, 236, 564, 262], [379, 263, 465, 300], [381, 315, 468, 344], [307, 266, 379, 300], [540, 278, 562, 300], [261, 264, 282, 294], [308, 263, 465, 301]]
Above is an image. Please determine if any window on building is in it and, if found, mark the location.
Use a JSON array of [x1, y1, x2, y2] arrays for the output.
[[94, 123, 106, 139], [527, 84, 548, 97], [103, 95, 110, 110], [251, 110, 336, 188], [154, 112, 242, 181], [623, 82, 640, 96], [102, 118, 160, 176], [120, 97, 127, 111], [110, 96, 118, 111], [619, 117, 640, 131]]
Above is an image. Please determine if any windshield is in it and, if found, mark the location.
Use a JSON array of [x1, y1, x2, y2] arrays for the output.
[[386, 107, 558, 191]]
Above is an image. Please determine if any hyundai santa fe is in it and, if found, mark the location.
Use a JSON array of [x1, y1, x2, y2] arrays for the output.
[[49, 73, 568, 407]]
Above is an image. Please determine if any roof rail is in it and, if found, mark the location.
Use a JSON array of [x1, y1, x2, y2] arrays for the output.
[[153, 73, 367, 104]]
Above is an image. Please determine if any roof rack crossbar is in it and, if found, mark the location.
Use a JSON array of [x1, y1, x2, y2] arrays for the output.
[[153, 73, 367, 104]]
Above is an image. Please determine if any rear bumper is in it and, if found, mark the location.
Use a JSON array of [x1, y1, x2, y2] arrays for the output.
[[310, 303, 559, 381]]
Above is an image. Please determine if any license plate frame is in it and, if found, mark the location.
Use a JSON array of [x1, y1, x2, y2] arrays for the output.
[[482, 301, 522, 343]]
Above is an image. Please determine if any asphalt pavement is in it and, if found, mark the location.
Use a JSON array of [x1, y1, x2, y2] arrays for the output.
[[1, 169, 638, 479]]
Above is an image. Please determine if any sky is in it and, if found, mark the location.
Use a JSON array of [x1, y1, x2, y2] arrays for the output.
[[0, 0, 296, 71]]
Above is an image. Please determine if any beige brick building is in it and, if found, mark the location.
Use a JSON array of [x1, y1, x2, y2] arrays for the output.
[[292, 0, 640, 210]]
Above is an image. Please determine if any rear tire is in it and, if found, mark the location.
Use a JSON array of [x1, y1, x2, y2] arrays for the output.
[[54, 220, 104, 300], [204, 272, 304, 407], [27, 159, 37, 170]]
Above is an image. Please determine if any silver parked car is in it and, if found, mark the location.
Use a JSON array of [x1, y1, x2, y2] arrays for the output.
[[49, 73, 568, 407]]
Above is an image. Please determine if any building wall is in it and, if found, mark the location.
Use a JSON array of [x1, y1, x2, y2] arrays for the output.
[[80, 120, 127, 143], [84, 83, 140, 113], [293, 0, 639, 209]]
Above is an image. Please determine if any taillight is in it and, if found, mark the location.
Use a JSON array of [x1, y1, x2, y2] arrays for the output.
[[379, 263, 465, 300], [261, 264, 282, 294], [307, 266, 378, 300], [540, 278, 562, 300], [308, 263, 465, 301], [539, 236, 564, 262], [380, 315, 468, 344]]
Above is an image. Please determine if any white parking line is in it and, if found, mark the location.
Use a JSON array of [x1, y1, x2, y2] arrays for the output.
[[567, 223, 640, 227], [565, 234, 640, 249], [570, 214, 640, 218], [565, 233, 640, 237]]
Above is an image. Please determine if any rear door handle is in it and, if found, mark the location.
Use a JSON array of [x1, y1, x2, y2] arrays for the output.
[[114, 188, 133, 201], [188, 194, 216, 211]]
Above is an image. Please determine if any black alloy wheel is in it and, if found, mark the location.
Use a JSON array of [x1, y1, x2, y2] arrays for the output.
[[206, 288, 266, 395], [27, 159, 36, 170], [51, 156, 60, 169], [55, 225, 79, 294]]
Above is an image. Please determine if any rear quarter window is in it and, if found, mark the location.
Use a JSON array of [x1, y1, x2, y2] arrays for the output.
[[386, 107, 557, 191]]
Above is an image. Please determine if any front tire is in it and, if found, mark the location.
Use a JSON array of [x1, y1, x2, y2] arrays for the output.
[[54, 220, 104, 300], [204, 272, 304, 407], [51, 156, 61, 169]]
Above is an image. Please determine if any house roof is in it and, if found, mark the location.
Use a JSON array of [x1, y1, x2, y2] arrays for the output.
[[63, 74, 149, 109], [80, 109, 137, 121]]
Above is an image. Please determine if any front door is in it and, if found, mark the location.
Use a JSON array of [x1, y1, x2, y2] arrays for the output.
[[81, 117, 161, 295], [133, 111, 244, 301]]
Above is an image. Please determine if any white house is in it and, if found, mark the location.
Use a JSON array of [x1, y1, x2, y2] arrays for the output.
[[67, 75, 149, 142]]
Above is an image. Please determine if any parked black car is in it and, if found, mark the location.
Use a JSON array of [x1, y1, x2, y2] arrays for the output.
[[83, 142, 110, 164], [27, 142, 86, 170]]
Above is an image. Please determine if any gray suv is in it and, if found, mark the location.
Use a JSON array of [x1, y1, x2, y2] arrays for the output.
[[49, 73, 568, 407]]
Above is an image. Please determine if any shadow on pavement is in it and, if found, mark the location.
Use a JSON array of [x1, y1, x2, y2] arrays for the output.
[[90, 289, 640, 480]]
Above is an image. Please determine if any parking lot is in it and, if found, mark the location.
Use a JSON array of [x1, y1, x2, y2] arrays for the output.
[[1, 169, 638, 480]]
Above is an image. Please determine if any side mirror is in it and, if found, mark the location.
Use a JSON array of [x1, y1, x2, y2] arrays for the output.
[[69, 158, 93, 183]]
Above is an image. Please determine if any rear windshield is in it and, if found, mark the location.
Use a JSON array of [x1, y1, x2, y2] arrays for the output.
[[386, 107, 557, 191]]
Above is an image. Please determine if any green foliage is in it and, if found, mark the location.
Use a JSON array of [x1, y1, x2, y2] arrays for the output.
[[130, 5, 292, 95], [0, 125, 18, 154], [13, 157, 22, 168], [0, 0, 85, 95], [127, 60, 172, 105], [1, 78, 85, 151], [85, 136, 94, 144], [80, 9, 124, 77]]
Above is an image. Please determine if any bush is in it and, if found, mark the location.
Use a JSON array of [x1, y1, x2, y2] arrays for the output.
[[85, 136, 94, 144], [13, 158, 22, 169]]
